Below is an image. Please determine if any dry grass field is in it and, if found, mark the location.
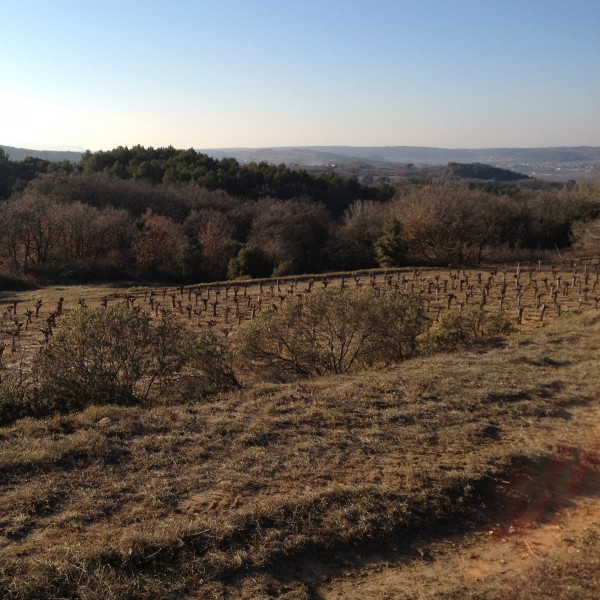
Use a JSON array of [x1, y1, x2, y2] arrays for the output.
[[0, 261, 599, 598]]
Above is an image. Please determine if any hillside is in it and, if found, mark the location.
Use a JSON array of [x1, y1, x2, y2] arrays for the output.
[[0, 273, 599, 598]]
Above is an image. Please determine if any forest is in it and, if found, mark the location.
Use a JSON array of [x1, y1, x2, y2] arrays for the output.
[[1, 145, 599, 287]]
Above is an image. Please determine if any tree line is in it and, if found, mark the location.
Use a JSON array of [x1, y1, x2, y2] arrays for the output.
[[0, 145, 599, 285]]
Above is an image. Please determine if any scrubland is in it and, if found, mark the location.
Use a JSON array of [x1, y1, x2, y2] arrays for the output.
[[0, 266, 599, 598]]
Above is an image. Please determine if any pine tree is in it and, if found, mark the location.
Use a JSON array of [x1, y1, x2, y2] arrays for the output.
[[375, 215, 407, 267]]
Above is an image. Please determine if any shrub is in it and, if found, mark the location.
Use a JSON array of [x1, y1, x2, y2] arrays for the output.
[[0, 269, 37, 290], [33, 305, 187, 410], [1, 310, 238, 425], [0, 380, 30, 425], [227, 245, 272, 279], [421, 308, 513, 352], [183, 331, 240, 396], [271, 260, 300, 277], [0, 367, 44, 425], [234, 287, 426, 379]]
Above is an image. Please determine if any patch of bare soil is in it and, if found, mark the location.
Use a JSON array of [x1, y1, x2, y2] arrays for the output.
[[319, 413, 600, 599]]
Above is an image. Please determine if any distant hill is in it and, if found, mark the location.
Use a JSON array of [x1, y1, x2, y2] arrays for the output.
[[0, 145, 83, 163], [3, 143, 599, 180], [201, 145, 600, 180], [201, 145, 600, 165], [445, 162, 530, 181]]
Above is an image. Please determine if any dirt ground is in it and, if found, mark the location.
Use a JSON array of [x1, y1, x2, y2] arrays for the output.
[[318, 503, 600, 598], [318, 405, 600, 599]]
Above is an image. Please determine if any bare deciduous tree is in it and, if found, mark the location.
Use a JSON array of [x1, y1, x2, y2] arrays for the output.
[[393, 184, 504, 264], [332, 200, 387, 269], [249, 198, 331, 274], [133, 209, 187, 276], [0, 191, 62, 269], [195, 210, 238, 281]]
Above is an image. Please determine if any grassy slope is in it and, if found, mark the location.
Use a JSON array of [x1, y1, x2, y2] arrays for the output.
[[0, 311, 599, 599]]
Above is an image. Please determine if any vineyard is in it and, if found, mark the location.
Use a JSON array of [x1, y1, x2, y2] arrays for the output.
[[1, 258, 600, 376]]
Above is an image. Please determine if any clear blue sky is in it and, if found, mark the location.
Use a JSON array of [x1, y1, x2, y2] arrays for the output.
[[1, 0, 599, 151]]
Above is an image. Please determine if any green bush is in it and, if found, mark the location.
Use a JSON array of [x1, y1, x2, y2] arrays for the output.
[[421, 308, 513, 352], [183, 331, 240, 396], [271, 260, 300, 277], [234, 287, 426, 379], [0, 307, 240, 426], [34, 305, 187, 409], [227, 245, 272, 279], [0, 368, 48, 425], [0, 381, 30, 425]]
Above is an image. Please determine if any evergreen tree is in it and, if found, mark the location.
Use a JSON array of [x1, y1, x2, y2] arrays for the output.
[[375, 215, 407, 267], [227, 245, 272, 279]]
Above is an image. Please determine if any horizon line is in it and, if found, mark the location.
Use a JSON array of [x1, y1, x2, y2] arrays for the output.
[[3, 142, 600, 154]]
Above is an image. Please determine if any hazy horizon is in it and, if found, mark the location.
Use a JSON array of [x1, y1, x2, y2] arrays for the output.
[[2, 1, 599, 152], [5, 142, 600, 154]]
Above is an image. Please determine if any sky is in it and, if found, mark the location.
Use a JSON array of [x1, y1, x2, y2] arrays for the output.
[[1, 0, 599, 151]]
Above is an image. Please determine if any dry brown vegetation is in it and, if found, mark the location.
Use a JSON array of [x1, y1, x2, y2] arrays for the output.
[[2, 259, 599, 374], [0, 287, 599, 597]]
